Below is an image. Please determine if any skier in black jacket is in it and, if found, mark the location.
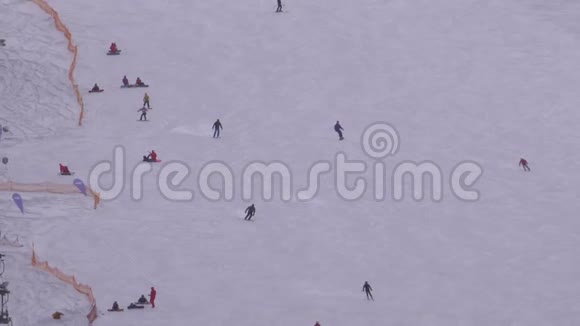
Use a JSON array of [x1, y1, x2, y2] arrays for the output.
[[276, 0, 283, 12], [244, 204, 256, 221], [334, 121, 344, 140], [362, 281, 373, 300], [212, 119, 223, 138]]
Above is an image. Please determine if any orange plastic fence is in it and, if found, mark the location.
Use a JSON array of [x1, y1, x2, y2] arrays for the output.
[[32, 246, 98, 324], [0, 234, 23, 248], [0, 182, 85, 194], [0, 181, 100, 208], [31, 0, 85, 126]]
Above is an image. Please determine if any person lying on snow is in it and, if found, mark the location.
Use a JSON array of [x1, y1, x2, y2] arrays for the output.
[[136, 77, 144, 86], [59, 164, 71, 175], [122, 75, 129, 86], [127, 303, 144, 309], [137, 295, 149, 304], [110, 42, 118, 53], [91, 83, 101, 92]]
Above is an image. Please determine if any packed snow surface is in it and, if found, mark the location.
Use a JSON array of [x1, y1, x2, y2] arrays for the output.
[[1, 0, 580, 325]]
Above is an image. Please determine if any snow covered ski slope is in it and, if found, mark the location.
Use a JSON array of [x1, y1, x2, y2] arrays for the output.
[[2, 0, 580, 325]]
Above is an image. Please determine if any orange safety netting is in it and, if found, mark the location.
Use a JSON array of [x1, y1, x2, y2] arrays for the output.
[[31, 0, 85, 126], [0, 182, 100, 208], [0, 234, 23, 248], [32, 246, 98, 324]]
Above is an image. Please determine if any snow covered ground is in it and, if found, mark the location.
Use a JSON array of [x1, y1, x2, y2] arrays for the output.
[[2, 0, 580, 325]]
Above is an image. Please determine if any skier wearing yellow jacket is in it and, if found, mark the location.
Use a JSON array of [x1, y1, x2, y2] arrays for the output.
[[143, 92, 150, 108]]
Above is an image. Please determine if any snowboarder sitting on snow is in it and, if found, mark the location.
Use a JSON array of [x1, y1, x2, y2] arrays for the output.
[[127, 303, 143, 309], [52, 311, 64, 319], [91, 83, 101, 92], [149, 150, 157, 162], [122, 75, 129, 86], [136, 77, 144, 86], [143, 150, 158, 162], [111, 301, 120, 311], [137, 295, 148, 304], [59, 163, 71, 175], [110, 42, 118, 53], [314, 322, 321, 326]]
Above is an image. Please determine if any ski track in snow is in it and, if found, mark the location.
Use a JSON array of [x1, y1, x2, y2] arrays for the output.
[[2, 0, 580, 325]]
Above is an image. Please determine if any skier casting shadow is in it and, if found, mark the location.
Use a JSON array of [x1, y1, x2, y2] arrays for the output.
[[212, 119, 223, 138], [244, 204, 256, 221], [334, 121, 344, 140], [362, 281, 373, 300], [519, 158, 530, 171]]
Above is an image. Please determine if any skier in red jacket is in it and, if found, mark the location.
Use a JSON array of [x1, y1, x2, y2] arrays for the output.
[[519, 158, 530, 171], [149, 287, 156, 308], [110, 42, 118, 53]]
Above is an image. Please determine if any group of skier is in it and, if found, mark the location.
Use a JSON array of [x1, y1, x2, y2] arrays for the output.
[[91, 43, 153, 121], [110, 287, 156, 311], [28, 6, 538, 326]]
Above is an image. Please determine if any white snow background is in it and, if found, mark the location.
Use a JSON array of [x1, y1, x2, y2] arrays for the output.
[[1, 0, 580, 325]]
